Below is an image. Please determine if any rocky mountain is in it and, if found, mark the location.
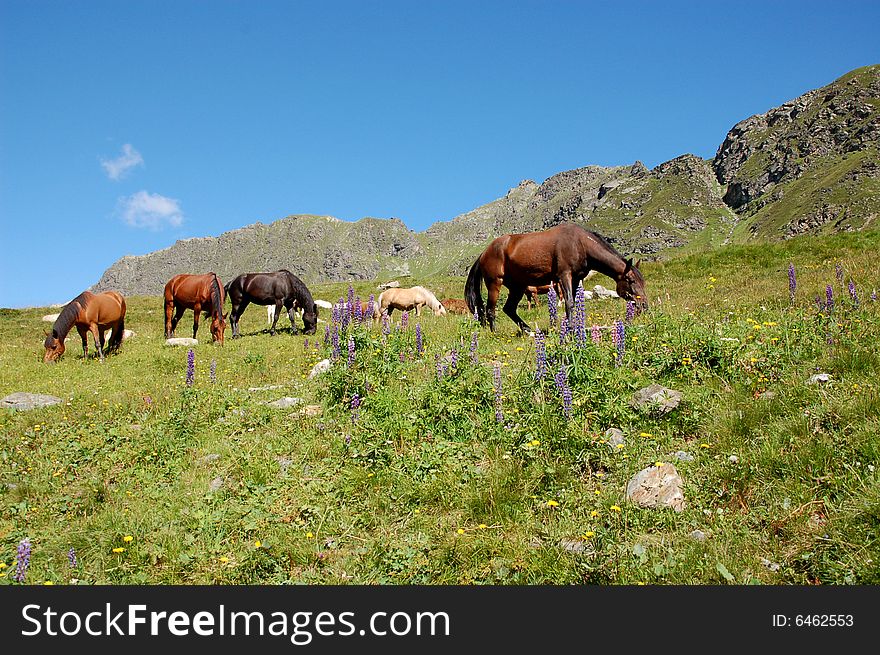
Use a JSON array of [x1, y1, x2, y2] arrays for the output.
[[93, 65, 880, 295]]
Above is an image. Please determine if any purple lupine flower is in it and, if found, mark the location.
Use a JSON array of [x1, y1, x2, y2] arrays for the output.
[[347, 336, 356, 366], [324, 323, 330, 346], [612, 319, 625, 366], [209, 359, 217, 384], [15, 537, 31, 583], [534, 329, 547, 380], [872, 289, 877, 303], [788, 262, 797, 303], [354, 298, 363, 325], [591, 324, 601, 344], [559, 316, 568, 345], [365, 295, 375, 321], [814, 296, 823, 312], [848, 280, 859, 305], [435, 354, 444, 380], [350, 392, 360, 425], [493, 362, 503, 423], [826, 285, 834, 312], [554, 366, 572, 420], [470, 332, 479, 364], [68, 547, 77, 569], [547, 286, 558, 327], [381, 311, 391, 336], [473, 305, 480, 323], [626, 301, 636, 323], [303, 338, 309, 351], [450, 348, 458, 370], [332, 300, 343, 326], [347, 285, 355, 318], [416, 323, 423, 355], [185, 348, 195, 386], [401, 310, 409, 330], [835, 262, 844, 283], [574, 284, 586, 346], [400, 352, 406, 363], [331, 325, 341, 360]]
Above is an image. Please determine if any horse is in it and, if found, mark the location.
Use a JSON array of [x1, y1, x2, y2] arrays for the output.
[[378, 286, 447, 317], [439, 298, 472, 315], [225, 269, 317, 337], [524, 282, 563, 310], [44, 291, 126, 363], [465, 223, 647, 332], [164, 273, 227, 343]]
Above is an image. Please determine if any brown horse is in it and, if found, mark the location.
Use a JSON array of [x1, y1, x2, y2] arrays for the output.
[[465, 223, 647, 332], [439, 298, 472, 315], [44, 291, 127, 363], [524, 281, 563, 310], [164, 273, 227, 343]]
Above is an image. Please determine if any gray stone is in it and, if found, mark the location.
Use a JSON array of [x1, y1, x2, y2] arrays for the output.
[[625, 463, 685, 512], [165, 337, 198, 346], [378, 280, 400, 289], [631, 384, 683, 414], [265, 397, 304, 409], [42, 313, 60, 322], [759, 557, 781, 572], [673, 450, 694, 462], [729, 455, 740, 464], [276, 456, 294, 474], [689, 529, 707, 542], [308, 359, 332, 379], [1, 392, 64, 411], [757, 390, 777, 400], [298, 405, 322, 417], [558, 538, 595, 555], [198, 453, 221, 465], [592, 284, 620, 299], [604, 427, 625, 448], [807, 373, 831, 385], [209, 476, 224, 492]]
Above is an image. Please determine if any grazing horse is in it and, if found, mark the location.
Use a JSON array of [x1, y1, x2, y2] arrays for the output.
[[378, 286, 447, 317], [524, 281, 564, 310], [465, 223, 648, 332], [225, 269, 317, 337], [439, 298, 472, 315], [44, 291, 126, 363], [164, 273, 227, 343]]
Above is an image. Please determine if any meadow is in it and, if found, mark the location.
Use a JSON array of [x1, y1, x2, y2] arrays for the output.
[[1, 231, 879, 585]]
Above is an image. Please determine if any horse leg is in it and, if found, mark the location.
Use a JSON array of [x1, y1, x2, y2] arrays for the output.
[[559, 272, 575, 328], [231, 299, 249, 338], [503, 287, 530, 334], [169, 305, 185, 338], [269, 300, 283, 336], [77, 325, 89, 358], [486, 280, 502, 332], [192, 303, 201, 339], [284, 300, 299, 334], [416, 304, 422, 317], [89, 324, 105, 363], [164, 300, 175, 338]]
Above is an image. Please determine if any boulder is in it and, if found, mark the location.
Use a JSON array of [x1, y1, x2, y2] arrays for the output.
[[604, 427, 625, 448], [625, 463, 685, 512], [308, 359, 331, 379], [807, 373, 831, 385], [631, 384, 683, 414], [165, 337, 198, 346], [592, 285, 620, 299], [42, 313, 60, 322], [315, 299, 333, 309], [265, 397, 304, 409], [1, 392, 64, 411]]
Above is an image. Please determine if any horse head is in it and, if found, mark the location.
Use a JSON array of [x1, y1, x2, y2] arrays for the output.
[[616, 258, 649, 313], [434, 301, 447, 317], [211, 312, 227, 344], [302, 302, 318, 335], [43, 331, 65, 363]]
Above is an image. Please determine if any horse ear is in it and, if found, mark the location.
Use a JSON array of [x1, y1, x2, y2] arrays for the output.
[[635, 258, 642, 269]]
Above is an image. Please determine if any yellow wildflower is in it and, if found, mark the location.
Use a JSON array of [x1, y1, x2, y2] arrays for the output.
[[123, 535, 133, 543], [254, 540, 262, 548], [112, 547, 125, 553], [546, 500, 559, 507], [610, 505, 622, 512]]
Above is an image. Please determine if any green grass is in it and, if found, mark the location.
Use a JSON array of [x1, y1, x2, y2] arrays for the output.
[[1, 231, 879, 585]]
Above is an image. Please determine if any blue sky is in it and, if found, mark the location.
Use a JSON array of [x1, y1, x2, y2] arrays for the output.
[[1, 1, 879, 308]]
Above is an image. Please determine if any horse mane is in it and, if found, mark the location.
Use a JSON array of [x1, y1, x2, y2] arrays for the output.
[[414, 286, 441, 309], [52, 292, 90, 339], [281, 270, 316, 311], [209, 273, 224, 317]]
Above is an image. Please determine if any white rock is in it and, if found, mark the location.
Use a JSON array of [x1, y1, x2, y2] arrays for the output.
[[265, 397, 304, 409], [807, 373, 831, 385], [315, 299, 333, 309], [308, 359, 332, 379], [593, 284, 620, 299], [625, 463, 685, 512], [1, 392, 64, 410], [165, 337, 199, 346], [42, 313, 60, 322]]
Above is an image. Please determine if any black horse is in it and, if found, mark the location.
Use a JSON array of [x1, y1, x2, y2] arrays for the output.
[[225, 270, 318, 337]]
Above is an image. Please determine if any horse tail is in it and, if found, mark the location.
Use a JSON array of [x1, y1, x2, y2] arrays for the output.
[[465, 256, 485, 324], [210, 273, 224, 316], [105, 294, 126, 354]]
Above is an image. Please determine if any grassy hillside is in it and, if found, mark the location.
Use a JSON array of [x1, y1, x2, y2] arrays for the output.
[[2, 232, 879, 584]]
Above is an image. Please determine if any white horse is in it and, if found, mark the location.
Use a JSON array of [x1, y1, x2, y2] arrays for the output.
[[378, 286, 447, 317]]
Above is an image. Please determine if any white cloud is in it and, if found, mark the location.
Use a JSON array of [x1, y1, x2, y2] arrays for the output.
[[101, 143, 144, 180], [117, 191, 184, 230]]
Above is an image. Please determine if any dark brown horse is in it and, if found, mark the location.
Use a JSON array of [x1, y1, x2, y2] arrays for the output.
[[164, 273, 227, 343], [44, 291, 127, 363], [465, 223, 648, 332], [225, 270, 317, 337]]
